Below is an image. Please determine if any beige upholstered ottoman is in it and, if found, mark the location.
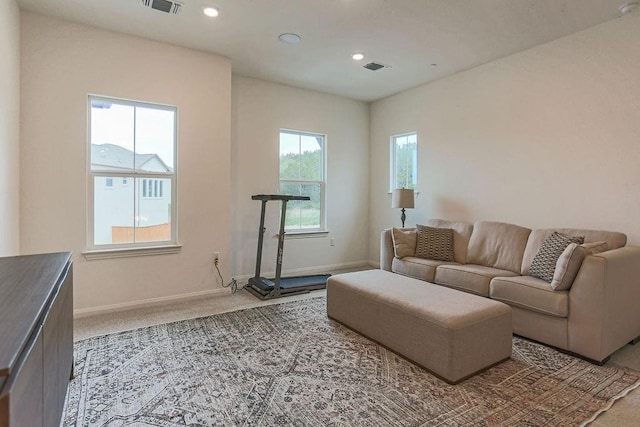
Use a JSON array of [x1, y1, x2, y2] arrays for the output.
[[327, 269, 512, 384]]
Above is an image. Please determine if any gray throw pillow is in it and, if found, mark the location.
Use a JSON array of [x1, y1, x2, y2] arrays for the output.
[[530, 231, 585, 283], [550, 243, 587, 291], [415, 225, 454, 262]]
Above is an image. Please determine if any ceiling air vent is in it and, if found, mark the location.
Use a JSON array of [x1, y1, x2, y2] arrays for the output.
[[141, 0, 183, 15], [363, 62, 390, 71]]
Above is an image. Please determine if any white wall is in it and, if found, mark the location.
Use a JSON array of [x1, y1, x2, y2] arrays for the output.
[[20, 12, 232, 311], [0, 0, 20, 256], [370, 12, 640, 262], [231, 77, 370, 279]]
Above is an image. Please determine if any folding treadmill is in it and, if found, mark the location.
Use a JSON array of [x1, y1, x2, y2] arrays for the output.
[[244, 194, 330, 300]]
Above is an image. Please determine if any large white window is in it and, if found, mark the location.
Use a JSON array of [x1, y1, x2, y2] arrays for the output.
[[390, 132, 418, 190], [279, 129, 326, 232], [88, 95, 177, 250]]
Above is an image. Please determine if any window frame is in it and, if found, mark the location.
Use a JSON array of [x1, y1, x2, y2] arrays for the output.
[[85, 95, 179, 256], [278, 128, 327, 234], [390, 131, 418, 191]]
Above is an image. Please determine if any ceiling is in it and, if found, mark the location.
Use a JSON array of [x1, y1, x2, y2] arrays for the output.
[[16, 0, 631, 102]]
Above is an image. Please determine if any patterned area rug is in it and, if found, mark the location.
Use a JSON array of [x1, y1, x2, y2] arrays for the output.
[[63, 296, 640, 426]]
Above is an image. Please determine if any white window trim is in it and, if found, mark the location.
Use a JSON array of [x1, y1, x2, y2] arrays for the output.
[[279, 129, 328, 233], [86, 94, 178, 256], [83, 245, 182, 260], [390, 131, 418, 192]]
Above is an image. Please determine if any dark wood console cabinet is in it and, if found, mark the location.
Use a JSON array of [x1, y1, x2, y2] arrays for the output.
[[0, 252, 73, 427]]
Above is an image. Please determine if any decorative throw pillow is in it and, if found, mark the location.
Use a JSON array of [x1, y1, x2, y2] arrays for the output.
[[529, 232, 585, 283], [550, 243, 587, 291], [391, 228, 417, 258], [415, 225, 454, 262]]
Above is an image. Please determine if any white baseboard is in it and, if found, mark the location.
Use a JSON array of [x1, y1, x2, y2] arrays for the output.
[[73, 260, 371, 318], [73, 287, 231, 319], [233, 260, 371, 284]]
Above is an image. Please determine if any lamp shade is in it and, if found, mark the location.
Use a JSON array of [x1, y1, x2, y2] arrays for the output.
[[391, 188, 414, 209]]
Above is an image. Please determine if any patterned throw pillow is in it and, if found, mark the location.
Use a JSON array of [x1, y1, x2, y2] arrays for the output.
[[530, 232, 584, 283], [415, 225, 454, 262]]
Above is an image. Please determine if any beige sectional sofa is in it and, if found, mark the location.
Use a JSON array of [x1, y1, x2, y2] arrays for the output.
[[380, 219, 640, 363]]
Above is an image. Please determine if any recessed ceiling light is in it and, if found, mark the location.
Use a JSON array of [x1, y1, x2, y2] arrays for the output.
[[279, 33, 302, 44], [352, 53, 364, 61], [203, 7, 219, 17]]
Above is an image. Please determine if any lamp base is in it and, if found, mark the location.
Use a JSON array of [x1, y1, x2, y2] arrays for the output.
[[400, 208, 406, 228]]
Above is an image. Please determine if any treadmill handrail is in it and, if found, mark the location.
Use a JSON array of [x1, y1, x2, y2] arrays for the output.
[[249, 193, 312, 298], [252, 194, 310, 201]]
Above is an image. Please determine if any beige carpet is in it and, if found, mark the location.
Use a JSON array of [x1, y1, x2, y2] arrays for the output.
[[64, 296, 640, 426]]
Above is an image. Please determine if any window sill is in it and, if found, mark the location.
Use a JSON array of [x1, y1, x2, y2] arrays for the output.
[[281, 230, 330, 240], [83, 244, 182, 260]]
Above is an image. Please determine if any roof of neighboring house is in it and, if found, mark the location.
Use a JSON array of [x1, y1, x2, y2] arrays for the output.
[[91, 143, 172, 172]]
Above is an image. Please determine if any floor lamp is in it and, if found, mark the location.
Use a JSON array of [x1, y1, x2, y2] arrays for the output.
[[391, 188, 414, 228]]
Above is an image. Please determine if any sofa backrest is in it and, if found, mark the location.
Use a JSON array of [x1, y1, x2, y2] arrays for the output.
[[467, 221, 532, 273], [423, 219, 474, 264], [521, 228, 627, 274]]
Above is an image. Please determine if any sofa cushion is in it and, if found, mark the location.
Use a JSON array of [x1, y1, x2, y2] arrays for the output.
[[415, 225, 454, 262], [529, 232, 584, 283], [521, 229, 626, 274], [490, 276, 568, 318], [435, 264, 519, 297], [551, 243, 587, 291], [391, 227, 417, 258], [583, 241, 608, 254], [422, 219, 474, 264], [466, 221, 531, 273], [392, 257, 459, 282]]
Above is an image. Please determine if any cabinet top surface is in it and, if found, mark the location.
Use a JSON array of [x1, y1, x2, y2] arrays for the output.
[[0, 252, 72, 378]]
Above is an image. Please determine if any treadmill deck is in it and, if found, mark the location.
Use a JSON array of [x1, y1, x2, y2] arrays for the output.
[[246, 274, 330, 298]]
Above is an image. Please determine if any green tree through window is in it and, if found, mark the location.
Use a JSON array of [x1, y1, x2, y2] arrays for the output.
[[391, 132, 417, 190], [279, 130, 325, 231]]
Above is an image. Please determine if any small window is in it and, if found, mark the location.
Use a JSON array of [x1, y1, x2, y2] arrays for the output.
[[141, 179, 164, 199], [279, 129, 326, 232], [390, 132, 417, 190], [88, 95, 177, 248]]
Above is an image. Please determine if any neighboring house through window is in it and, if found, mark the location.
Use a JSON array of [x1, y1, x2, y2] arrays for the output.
[[390, 132, 417, 190], [279, 129, 326, 232], [88, 95, 177, 248]]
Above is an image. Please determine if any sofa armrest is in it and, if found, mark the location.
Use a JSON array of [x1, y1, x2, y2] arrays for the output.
[[380, 228, 395, 271], [568, 246, 640, 362]]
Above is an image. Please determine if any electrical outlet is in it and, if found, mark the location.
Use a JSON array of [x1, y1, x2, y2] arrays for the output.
[[330, 238, 335, 247]]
